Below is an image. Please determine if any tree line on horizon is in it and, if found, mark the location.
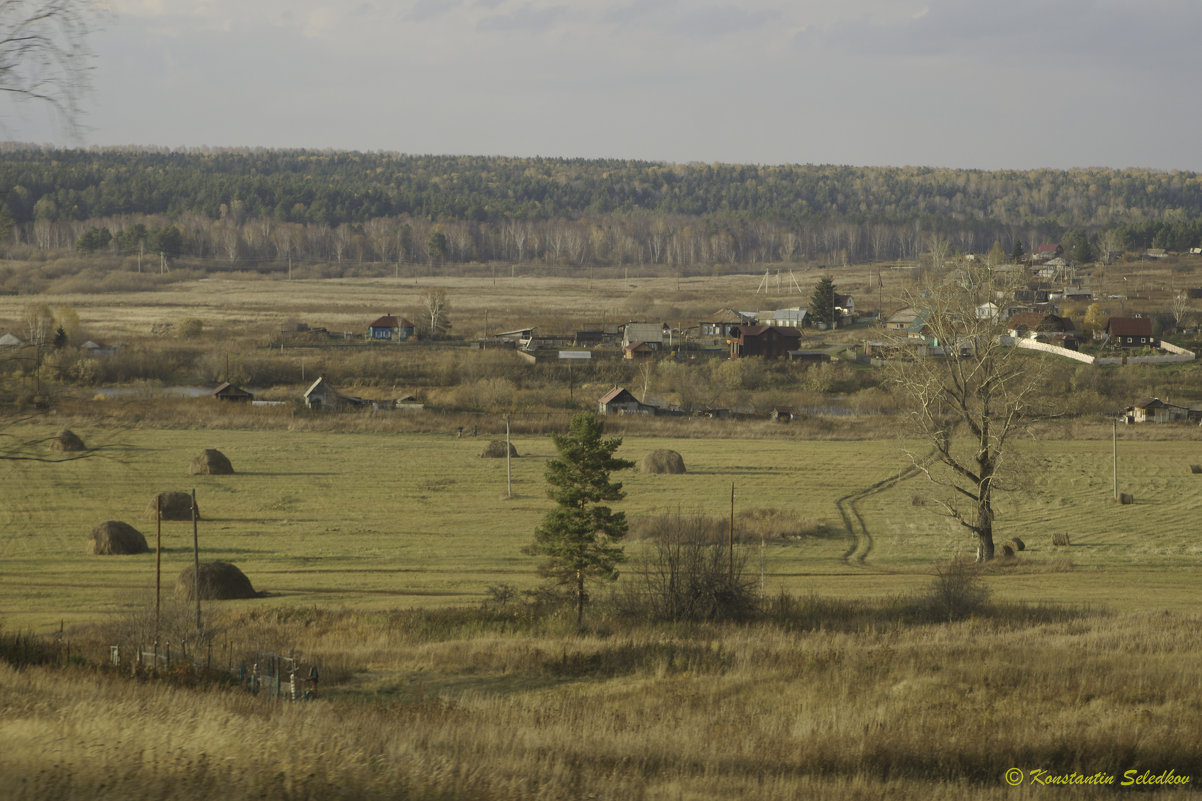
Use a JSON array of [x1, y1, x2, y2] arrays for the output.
[[3, 147, 1202, 268]]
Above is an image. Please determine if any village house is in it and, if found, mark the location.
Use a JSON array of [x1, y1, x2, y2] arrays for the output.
[[623, 341, 656, 361], [1007, 312, 1076, 339], [728, 325, 801, 359], [757, 307, 807, 329], [0, 332, 24, 348], [699, 309, 755, 338], [1123, 397, 1193, 424], [303, 377, 370, 411], [883, 308, 920, 331], [1104, 317, 1157, 348], [597, 386, 657, 416], [367, 314, 415, 341], [622, 322, 666, 350], [212, 382, 254, 402]]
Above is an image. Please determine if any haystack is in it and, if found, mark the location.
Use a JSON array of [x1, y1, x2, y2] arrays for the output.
[[189, 448, 234, 475], [175, 561, 257, 600], [87, 521, 149, 555], [146, 491, 199, 521], [1006, 537, 1025, 552], [481, 440, 518, 458], [50, 429, 86, 452], [639, 449, 686, 474]]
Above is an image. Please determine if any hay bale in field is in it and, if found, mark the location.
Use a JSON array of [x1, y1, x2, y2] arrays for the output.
[[189, 448, 234, 475], [639, 449, 686, 474], [146, 491, 199, 521], [481, 440, 518, 458], [1119, 493, 1134, 505], [1052, 532, 1071, 547], [175, 561, 257, 600], [1191, 464, 1202, 474], [50, 429, 86, 452], [87, 521, 149, 555], [1007, 537, 1025, 552], [1000, 543, 1016, 558]]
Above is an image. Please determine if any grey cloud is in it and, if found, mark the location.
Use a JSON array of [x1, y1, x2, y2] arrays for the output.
[[601, 0, 780, 37], [476, 4, 569, 32]]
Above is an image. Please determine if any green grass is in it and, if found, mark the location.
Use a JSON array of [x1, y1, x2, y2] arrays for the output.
[[3, 422, 1202, 631]]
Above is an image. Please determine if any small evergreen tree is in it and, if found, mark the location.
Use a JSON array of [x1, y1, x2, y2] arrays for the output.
[[810, 275, 837, 329], [529, 412, 634, 627], [1011, 240, 1026, 264]]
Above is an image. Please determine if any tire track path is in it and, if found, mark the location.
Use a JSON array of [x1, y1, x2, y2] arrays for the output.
[[837, 452, 935, 566]]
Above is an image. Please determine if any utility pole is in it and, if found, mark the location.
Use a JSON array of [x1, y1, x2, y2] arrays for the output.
[[154, 497, 161, 668], [192, 488, 201, 633], [1113, 418, 1118, 500], [728, 483, 735, 589], [505, 415, 512, 498]]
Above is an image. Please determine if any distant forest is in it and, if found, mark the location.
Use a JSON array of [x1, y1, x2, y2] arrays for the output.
[[3, 145, 1202, 268]]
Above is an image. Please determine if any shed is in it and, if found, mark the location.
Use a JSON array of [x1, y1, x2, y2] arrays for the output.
[[212, 382, 254, 402]]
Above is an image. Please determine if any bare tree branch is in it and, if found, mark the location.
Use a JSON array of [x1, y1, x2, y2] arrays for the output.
[[0, 1, 102, 136]]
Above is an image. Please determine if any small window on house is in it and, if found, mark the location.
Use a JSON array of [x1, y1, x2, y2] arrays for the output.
[[1127, 337, 1133, 343], [1141, 337, 1147, 343]]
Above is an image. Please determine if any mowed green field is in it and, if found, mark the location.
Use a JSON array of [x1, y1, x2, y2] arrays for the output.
[[3, 423, 1202, 631]]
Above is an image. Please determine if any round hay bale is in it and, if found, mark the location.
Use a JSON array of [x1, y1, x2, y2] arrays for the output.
[[1000, 543, 1015, 558], [1119, 493, 1134, 505], [175, 561, 257, 600], [87, 521, 149, 555], [146, 491, 199, 521], [639, 449, 686, 474], [189, 448, 234, 475], [1191, 464, 1202, 475], [481, 440, 518, 458], [50, 428, 86, 452], [1008, 537, 1025, 552]]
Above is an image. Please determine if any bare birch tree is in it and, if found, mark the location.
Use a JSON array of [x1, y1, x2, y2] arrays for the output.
[[888, 262, 1047, 561], [0, 1, 101, 135]]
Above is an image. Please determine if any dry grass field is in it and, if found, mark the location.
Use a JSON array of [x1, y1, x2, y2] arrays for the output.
[[5, 266, 1202, 799]]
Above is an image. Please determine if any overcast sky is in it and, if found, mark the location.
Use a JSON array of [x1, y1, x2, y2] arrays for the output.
[[3, 0, 1201, 170]]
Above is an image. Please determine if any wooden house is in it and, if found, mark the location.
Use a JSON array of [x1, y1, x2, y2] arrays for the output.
[[212, 382, 254, 402], [699, 309, 755, 338], [1007, 312, 1076, 339], [304, 377, 369, 411], [622, 323, 665, 349], [1124, 397, 1191, 424], [623, 341, 656, 361], [728, 325, 801, 359], [598, 386, 655, 416], [1104, 317, 1157, 348], [367, 314, 415, 341]]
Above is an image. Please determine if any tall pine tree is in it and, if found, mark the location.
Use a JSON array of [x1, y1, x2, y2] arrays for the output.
[[528, 412, 633, 626], [810, 275, 837, 329]]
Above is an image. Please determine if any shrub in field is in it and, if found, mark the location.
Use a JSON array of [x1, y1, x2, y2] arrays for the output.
[[919, 558, 990, 622], [621, 510, 757, 623]]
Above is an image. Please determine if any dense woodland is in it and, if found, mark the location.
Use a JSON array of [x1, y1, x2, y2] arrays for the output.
[[3, 145, 1202, 269]]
